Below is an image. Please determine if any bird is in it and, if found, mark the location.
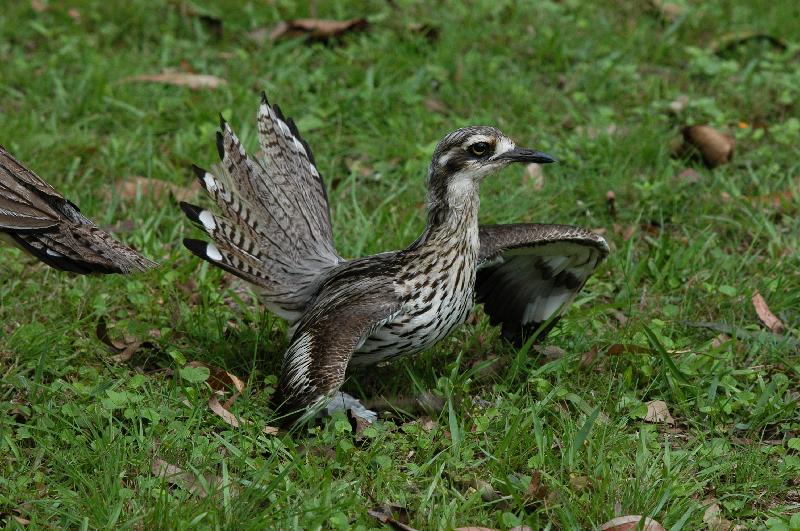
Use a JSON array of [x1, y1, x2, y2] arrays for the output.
[[0, 146, 157, 274], [180, 93, 609, 424]]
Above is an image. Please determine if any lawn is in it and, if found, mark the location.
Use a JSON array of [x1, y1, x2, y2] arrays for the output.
[[1, 0, 799, 528]]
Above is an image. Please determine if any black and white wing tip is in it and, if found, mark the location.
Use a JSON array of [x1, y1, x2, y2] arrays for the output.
[[476, 224, 609, 347]]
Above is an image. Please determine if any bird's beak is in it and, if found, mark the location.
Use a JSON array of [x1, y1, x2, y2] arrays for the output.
[[496, 147, 557, 164]]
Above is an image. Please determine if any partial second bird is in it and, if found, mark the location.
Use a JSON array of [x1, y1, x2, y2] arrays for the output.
[[0, 146, 156, 274], [181, 94, 608, 423]]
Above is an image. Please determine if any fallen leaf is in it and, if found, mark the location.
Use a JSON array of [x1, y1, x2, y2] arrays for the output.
[[606, 344, 650, 355], [123, 71, 226, 90], [599, 515, 665, 531], [711, 333, 731, 349], [535, 345, 566, 360], [746, 177, 800, 213], [209, 393, 244, 427], [649, 0, 685, 22], [269, 18, 368, 43], [612, 223, 637, 241], [13, 515, 31, 526], [640, 221, 661, 237], [348, 408, 373, 439], [152, 458, 215, 498], [569, 474, 591, 491], [579, 346, 599, 368], [523, 163, 546, 191], [668, 95, 689, 114], [424, 96, 450, 115], [676, 168, 701, 184], [30, 0, 47, 13], [703, 502, 734, 531], [752, 291, 784, 333], [710, 31, 786, 55], [609, 309, 629, 326], [111, 176, 200, 202], [606, 190, 617, 218], [407, 22, 440, 42], [95, 317, 155, 363], [644, 400, 675, 425], [367, 504, 416, 531], [681, 125, 734, 168], [208, 393, 279, 435], [523, 470, 549, 507], [419, 416, 438, 432], [67, 8, 81, 21], [186, 361, 245, 395]]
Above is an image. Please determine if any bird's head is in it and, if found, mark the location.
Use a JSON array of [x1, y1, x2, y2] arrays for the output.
[[427, 126, 556, 207]]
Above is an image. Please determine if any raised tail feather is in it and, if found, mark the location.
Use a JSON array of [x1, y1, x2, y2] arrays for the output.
[[181, 94, 342, 321], [0, 145, 156, 274]]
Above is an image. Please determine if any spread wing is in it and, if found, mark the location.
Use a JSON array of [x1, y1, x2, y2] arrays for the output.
[[273, 270, 401, 425], [476, 223, 609, 346], [0, 145, 157, 274]]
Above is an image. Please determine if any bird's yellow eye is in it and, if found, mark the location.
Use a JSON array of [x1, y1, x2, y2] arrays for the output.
[[469, 142, 490, 157]]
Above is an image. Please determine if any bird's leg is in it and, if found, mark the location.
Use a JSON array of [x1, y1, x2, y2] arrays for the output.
[[323, 392, 378, 423]]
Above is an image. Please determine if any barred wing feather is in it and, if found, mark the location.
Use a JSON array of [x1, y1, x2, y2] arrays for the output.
[[476, 223, 608, 346]]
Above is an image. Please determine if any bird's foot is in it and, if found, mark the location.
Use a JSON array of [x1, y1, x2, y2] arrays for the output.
[[323, 392, 378, 423]]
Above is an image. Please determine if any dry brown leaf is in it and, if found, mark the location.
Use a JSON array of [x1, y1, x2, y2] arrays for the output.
[[348, 408, 373, 439], [606, 344, 650, 355], [711, 333, 731, 349], [676, 168, 701, 184], [649, 0, 685, 21], [599, 515, 666, 531], [668, 95, 689, 115], [123, 71, 226, 90], [612, 223, 637, 241], [569, 474, 591, 491], [536, 345, 566, 360], [644, 400, 676, 425], [112, 176, 200, 203], [682, 125, 734, 168], [95, 317, 154, 363], [579, 346, 599, 368], [419, 416, 438, 432], [269, 18, 368, 42], [523, 163, 546, 191], [208, 393, 279, 435], [367, 505, 416, 531], [30, 0, 47, 12], [67, 8, 81, 21], [752, 291, 785, 333], [746, 177, 800, 213], [209, 393, 244, 427], [606, 190, 617, 218], [186, 361, 245, 395], [407, 22, 440, 42], [424, 96, 450, 115], [703, 502, 734, 531], [152, 458, 213, 498], [523, 471, 549, 508], [710, 31, 786, 55]]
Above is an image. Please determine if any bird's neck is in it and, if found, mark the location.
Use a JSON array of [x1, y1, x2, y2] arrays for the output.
[[413, 175, 481, 253]]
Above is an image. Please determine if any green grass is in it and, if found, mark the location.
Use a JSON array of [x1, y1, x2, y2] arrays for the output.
[[2, 0, 799, 528]]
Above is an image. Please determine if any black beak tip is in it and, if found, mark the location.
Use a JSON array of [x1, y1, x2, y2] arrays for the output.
[[531, 151, 558, 164]]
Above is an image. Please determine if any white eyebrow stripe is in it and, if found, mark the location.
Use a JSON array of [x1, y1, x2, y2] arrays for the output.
[[495, 137, 516, 155], [465, 134, 493, 145]]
